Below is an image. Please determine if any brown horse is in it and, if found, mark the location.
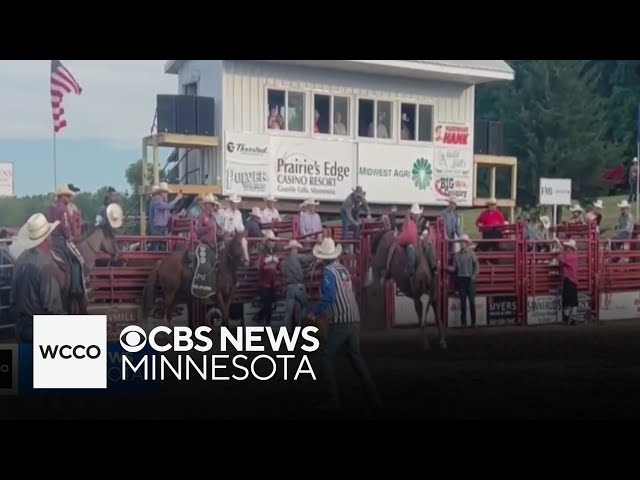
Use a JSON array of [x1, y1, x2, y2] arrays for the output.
[[52, 224, 119, 314], [365, 228, 445, 350], [142, 231, 250, 326]]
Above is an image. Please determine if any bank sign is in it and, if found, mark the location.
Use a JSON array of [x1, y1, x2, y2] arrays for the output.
[[223, 131, 355, 201], [357, 142, 473, 206]]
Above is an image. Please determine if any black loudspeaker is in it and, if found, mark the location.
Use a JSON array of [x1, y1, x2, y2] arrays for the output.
[[156, 94, 177, 134], [176, 94, 197, 135], [196, 96, 216, 136], [474, 120, 489, 154], [488, 121, 504, 155]]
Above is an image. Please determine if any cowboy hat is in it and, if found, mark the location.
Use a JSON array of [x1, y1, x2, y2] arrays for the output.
[[284, 239, 304, 250], [105, 203, 124, 229], [151, 185, 160, 194], [569, 204, 583, 213], [302, 199, 320, 206], [456, 234, 473, 244], [633, 157, 638, 163], [313, 237, 342, 260], [562, 239, 577, 250], [410, 203, 423, 215], [156, 182, 170, 193], [264, 195, 278, 202], [353, 186, 366, 196], [447, 197, 457, 205], [593, 199, 604, 209], [16, 213, 60, 250], [67, 183, 81, 193], [486, 198, 497, 206], [201, 194, 220, 205], [56, 185, 75, 197], [227, 193, 242, 204], [249, 207, 262, 218], [539, 215, 551, 229], [262, 231, 278, 242], [617, 199, 631, 209]]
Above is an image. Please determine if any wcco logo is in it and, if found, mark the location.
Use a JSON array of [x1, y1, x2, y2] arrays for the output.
[[33, 315, 107, 389]]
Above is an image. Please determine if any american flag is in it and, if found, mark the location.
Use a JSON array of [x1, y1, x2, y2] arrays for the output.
[[50, 60, 82, 133]]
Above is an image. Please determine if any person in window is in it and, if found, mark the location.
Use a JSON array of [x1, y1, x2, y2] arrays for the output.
[[400, 113, 413, 140], [368, 111, 389, 139], [333, 111, 347, 135], [267, 105, 284, 130], [314, 109, 321, 133], [435, 125, 444, 142]]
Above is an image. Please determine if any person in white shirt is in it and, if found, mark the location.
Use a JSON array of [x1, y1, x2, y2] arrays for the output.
[[261, 195, 281, 235], [221, 194, 245, 235]]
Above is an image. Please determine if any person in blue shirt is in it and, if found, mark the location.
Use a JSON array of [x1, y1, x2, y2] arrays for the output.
[[307, 237, 382, 411]]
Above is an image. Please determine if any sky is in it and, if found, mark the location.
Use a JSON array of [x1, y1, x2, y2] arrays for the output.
[[0, 60, 177, 196]]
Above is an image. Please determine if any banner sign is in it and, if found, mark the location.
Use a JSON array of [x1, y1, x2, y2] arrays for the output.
[[539, 178, 572, 206], [0, 162, 14, 197], [223, 132, 271, 197]]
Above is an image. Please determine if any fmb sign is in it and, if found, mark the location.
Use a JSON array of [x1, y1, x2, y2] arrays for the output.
[[539, 178, 572, 206]]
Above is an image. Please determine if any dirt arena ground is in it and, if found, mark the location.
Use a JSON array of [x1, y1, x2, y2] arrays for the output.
[[4, 320, 640, 420]]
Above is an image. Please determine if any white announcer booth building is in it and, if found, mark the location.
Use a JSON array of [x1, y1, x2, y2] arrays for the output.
[[164, 60, 515, 211]]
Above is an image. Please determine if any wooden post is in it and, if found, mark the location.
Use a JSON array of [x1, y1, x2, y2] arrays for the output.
[[153, 135, 160, 186], [140, 140, 148, 236]]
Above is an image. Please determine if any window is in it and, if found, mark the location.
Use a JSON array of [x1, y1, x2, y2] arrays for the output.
[[401, 102, 434, 142], [267, 89, 306, 132], [183, 82, 198, 96], [358, 99, 393, 139], [313, 94, 351, 136]]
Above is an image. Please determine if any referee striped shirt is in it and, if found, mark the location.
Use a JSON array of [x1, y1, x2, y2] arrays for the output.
[[313, 261, 360, 325]]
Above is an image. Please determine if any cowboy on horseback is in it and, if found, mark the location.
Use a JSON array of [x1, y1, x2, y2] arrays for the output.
[[47, 185, 85, 296], [191, 194, 225, 298], [396, 203, 422, 278]]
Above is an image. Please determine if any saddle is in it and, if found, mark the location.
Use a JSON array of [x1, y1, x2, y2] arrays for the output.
[[190, 242, 221, 299]]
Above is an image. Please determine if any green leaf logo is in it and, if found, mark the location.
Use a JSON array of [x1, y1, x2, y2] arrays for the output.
[[411, 158, 433, 191]]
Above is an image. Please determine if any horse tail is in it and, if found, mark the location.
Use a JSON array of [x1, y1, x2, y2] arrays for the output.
[[142, 260, 161, 318]]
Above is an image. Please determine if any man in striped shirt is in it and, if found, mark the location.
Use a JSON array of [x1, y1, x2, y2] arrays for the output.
[[308, 237, 382, 411]]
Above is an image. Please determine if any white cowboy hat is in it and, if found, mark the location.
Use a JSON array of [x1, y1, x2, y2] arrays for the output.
[[633, 157, 638, 163], [562, 239, 577, 249], [569, 204, 583, 213], [410, 203, 423, 215], [56, 185, 75, 197], [105, 203, 124, 229], [16, 213, 60, 250], [227, 194, 242, 204], [201, 194, 220, 205], [447, 197, 457, 205], [249, 207, 262, 218], [617, 199, 631, 209], [313, 237, 342, 260], [151, 185, 160, 194], [486, 198, 497, 206], [539, 215, 551, 229], [457, 234, 473, 243], [284, 239, 304, 250], [264, 195, 278, 202], [593, 200, 604, 209], [156, 182, 170, 193]]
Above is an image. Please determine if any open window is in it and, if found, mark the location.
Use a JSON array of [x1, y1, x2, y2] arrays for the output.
[[358, 98, 393, 139], [267, 89, 306, 132], [313, 94, 351, 136], [401, 102, 434, 142]]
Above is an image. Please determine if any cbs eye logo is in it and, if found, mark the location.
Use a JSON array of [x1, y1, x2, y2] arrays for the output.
[[119, 326, 147, 353], [226, 142, 235, 153]]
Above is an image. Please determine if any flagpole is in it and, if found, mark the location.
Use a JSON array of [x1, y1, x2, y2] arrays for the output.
[[53, 129, 57, 192]]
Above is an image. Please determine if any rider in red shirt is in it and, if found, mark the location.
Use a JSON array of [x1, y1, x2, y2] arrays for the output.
[[475, 198, 505, 252], [195, 194, 223, 246], [255, 232, 279, 325], [397, 203, 422, 276]]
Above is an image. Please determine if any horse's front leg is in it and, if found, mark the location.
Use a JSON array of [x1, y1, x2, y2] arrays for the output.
[[431, 297, 446, 349]]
